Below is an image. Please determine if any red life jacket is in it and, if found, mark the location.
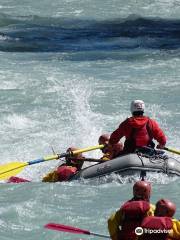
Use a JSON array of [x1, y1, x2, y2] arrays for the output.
[[124, 118, 153, 153], [118, 200, 150, 240], [139, 216, 172, 240], [56, 166, 77, 181]]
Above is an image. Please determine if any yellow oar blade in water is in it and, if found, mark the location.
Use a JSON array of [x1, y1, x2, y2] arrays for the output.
[[0, 162, 27, 180], [0, 155, 60, 180]]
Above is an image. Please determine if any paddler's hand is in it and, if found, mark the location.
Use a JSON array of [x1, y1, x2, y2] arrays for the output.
[[156, 144, 165, 149], [101, 154, 111, 161], [107, 143, 114, 152], [101, 143, 109, 154]]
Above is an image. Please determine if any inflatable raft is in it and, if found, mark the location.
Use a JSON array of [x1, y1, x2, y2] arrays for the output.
[[71, 150, 180, 180], [7, 148, 180, 183]]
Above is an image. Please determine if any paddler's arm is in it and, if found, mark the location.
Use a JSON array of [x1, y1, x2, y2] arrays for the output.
[[150, 119, 167, 148], [168, 219, 180, 239], [107, 209, 123, 240], [109, 120, 127, 145], [147, 203, 155, 216]]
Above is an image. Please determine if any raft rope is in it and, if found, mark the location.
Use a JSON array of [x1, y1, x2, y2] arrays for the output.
[[136, 149, 169, 175]]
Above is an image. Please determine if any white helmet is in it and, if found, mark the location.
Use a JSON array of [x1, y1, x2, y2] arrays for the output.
[[130, 100, 145, 114]]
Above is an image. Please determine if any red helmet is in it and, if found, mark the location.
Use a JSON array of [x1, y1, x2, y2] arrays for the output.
[[66, 147, 78, 155], [133, 181, 151, 201], [155, 199, 176, 217], [98, 134, 110, 145], [65, 147, 83, 164]]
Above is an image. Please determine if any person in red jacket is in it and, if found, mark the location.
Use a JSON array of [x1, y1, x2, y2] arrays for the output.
[[42, 147, 85, 182], [108, 180, 155, 240], [98, 134, 123, 160], [139, 199, 179, 240], [108, 100, 167, 154]]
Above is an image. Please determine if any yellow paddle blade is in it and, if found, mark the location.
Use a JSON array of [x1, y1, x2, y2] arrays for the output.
[[0, 162, 28, 180]]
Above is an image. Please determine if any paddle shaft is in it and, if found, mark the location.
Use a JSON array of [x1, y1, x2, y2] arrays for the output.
[[28, 144, 105, 165], [68, 157, 105, 163], [28, 155, 59, 165], [71, 144, 104, 155], [0, 144, 104, 180], [15, 144, 105, 166], [90, 232, 110, 238], [164, 147, 180, 155], [44, 223, 110, 238]]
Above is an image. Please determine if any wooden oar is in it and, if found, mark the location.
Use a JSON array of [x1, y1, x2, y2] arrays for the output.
[[0, 144, 104, 180], [164, 147, 180, 155], [44, 223, 110, 238]]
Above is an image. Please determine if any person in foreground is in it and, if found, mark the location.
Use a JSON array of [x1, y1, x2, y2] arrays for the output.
[[108, 180, 154, 240], [139, 198, 180, 240], [42, 147, 85, 182], [108, 100, 167, 155]]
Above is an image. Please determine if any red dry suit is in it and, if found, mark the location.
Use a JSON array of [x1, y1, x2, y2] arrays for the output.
[[118, 200, 151, 240], [56, 165, 78, 181], [109, 116, 166, 154], [139, 216, 173, 240]]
